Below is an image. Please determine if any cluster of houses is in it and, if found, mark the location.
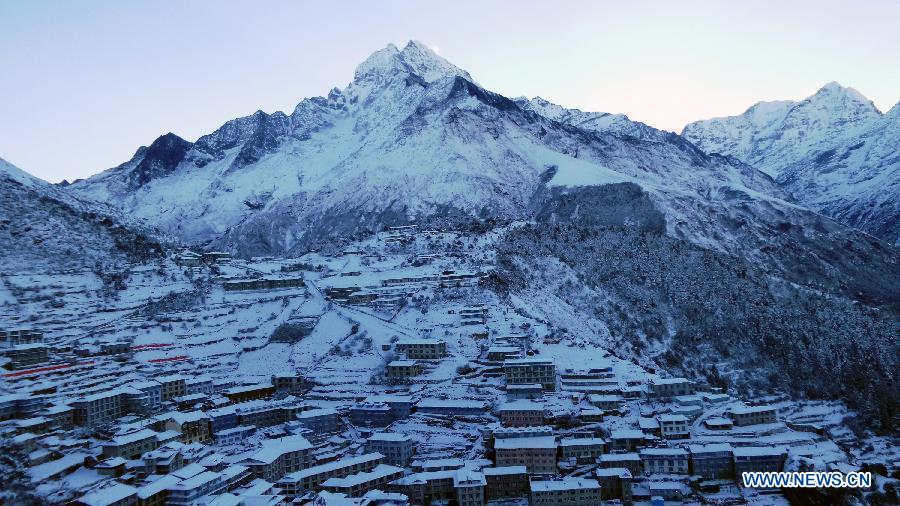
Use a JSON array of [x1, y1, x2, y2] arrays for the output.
[[0, 236, 848, 506]]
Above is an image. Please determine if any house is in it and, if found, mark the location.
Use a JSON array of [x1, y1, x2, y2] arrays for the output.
[[386, 360, 421, 380], [167, 470, 228, 506], [185, 376, 214, 395], [482, 466, 528, 500], [453, 468, 486, 506], [497, 400, 545, 427], [364, 395, 414, 420], [650, 377, 695, 399], [416, 398, 487, 417], [224, 383, 276, 403], [588, 394, 623, 412], [156, 411, 212, 444], [609, 429, 645, 452], [580, 407, 604, 422], [272, 373, 307, 393], [214, 425, 257, 446], [530, 478, 602, 506], [236, 398, 305, 428], [703, 417, 733, 430], [222, 276, 304, 291], [277, 453, 385, 498], [487, 346, 521, 361], [322, 464, 405, 497], [689, 443, 734, 480], [494, 436, 557, 474], [5, 343, 49, 368], [506, 383, 543, 400], [596, 467, 633, 502], [74, 483, 138, 506], [366, 432, 416, 466], [240, 435, 313, 483], [598, 453, 642, 476], [640, 447, 689, 475], [729, 405, 778, 426], [559, 437, 606, 464], [350, 402, 394, 427], [130, 380, 163, 409], [733, 446, 786, 476], [72, 389, 126, 427], [157, 375, 187, 402], [657, 414, 690, 439], [142, 445, 186, 475], [296, 408, 340, 437], [395, 339, 447, 360], [102, 428, 159, 459], [0, 329, 44, 347], [504, 358, 556, 391]]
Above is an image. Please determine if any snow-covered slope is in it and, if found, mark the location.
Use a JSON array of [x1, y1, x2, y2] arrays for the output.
[[69, 41, 784, 256], [0, 157, 162, 272], [683, 83, 900, 244], [67, 42, 899, 308]]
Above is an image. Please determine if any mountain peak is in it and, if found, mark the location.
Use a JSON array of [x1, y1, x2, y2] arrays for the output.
[[354, 40, 472, 85], [809, 81, 881, 114]]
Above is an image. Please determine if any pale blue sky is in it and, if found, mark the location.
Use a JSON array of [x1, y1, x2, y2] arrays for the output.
[[1, 0, 898, 182]]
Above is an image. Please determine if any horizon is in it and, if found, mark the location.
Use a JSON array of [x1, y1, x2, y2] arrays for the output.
[[2, 0, 899, 182]]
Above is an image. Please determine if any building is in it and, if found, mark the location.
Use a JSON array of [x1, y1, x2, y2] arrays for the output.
[[272, 373, 307, 393], [650, 377, 695, 399], [130, 380, 163, 409], [703, 417, 733, 430], [350, 402, 394, 428], [453, 468, 486, 506], [640, 447, 689, 475], [322, 464, 405, 497], [277, 453, 385, 498], [598, 453, 642, 476], [366, 433, 416, 466], [75, 483, 138, 506], [72, 390, 125, 427], [156, 411, 211, 444], [506, 384, 543, 400], [296, 408, 340, 437], [559, 437, 606, 465], [167, 470, 229, 506], [224, 383, 276, 403], [609, 429, 645, 452], [487, 346, 521, 361], [530, 478, 602, 506], [5, 343, 49, 369], [416, 398, 487, 417], [588, 394, 623, 412], [596, 468, 633, 502], [240, 435, 313, 483], [214, 425, 257, 446], [498, 400, 545, 427], [223, 276, 304, 291], [729, 405, 778, 426], [102, 428, 159, 459], [365, 395, 414, 421], [157, 375, 187, 402], [237, 398, 305, 428], [395, 339, 447, 360], [504, 358, 556, 391], [733, 447, 787, 476], [483, 466, 528, 500], [386, 360, 421, 380], [185, 376, 214, 395], [690, 443, 734, 480], [657, 414, 690, 439], [0, 329, 44, 347], [494, 436, 557, 474]]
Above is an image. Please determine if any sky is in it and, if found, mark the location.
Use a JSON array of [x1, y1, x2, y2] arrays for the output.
[[1, 1, 898, 183]]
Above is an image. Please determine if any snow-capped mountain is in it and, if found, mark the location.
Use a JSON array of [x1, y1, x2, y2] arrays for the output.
[[0, 157, 162, 272], [66, 42, 899, 305], [683, 83, 900, 244]]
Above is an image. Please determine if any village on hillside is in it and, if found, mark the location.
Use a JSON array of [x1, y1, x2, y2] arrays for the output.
[[0, 226, 891, 506]]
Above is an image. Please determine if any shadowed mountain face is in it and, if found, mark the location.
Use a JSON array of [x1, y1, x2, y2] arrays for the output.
[[0, 158, 163, 272], [684, 83, 900, 246]]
